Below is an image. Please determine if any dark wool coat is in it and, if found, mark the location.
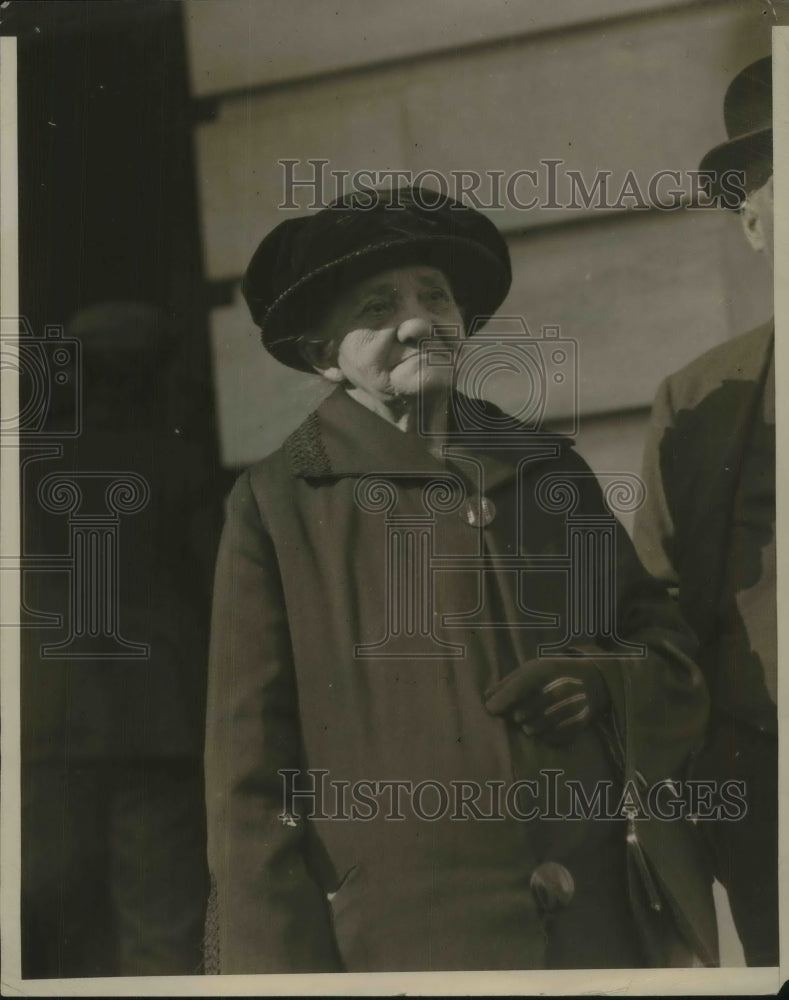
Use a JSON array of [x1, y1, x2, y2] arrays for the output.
[[205, 387, 717, 974], [22, 428, 216, 762]]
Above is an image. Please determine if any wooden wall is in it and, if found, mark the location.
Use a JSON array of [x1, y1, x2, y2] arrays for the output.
[[185, 0, 773, 509]]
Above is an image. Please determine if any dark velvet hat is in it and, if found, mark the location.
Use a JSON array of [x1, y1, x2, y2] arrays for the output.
[[699, 56, 772, 206], [242, 186, 512, 372]]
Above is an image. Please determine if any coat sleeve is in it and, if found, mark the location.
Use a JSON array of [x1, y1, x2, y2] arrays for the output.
[[569, 446, 717, 964], [204, 470, 341, 973], [599, 511, 709, 784], [555, 442, 708, 781], [622, 376, 713, 775]]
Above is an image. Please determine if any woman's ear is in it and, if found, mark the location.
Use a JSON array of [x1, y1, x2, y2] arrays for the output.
[[299, 336, 344, 382]]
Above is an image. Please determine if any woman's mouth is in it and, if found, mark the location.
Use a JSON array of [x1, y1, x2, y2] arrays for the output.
[[393, 352, 421, 369]]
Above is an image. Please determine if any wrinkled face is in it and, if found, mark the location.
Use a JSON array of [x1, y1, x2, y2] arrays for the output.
[[307, 266, 465, 403]]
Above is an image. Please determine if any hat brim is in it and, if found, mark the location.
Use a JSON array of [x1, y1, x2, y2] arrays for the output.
[[698, 127, 772, 205], [263, 235, 510, 372]]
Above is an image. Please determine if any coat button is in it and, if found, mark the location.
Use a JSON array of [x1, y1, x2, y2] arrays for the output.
[[530, 861, 575, 912], [459, 495, 496, 527]]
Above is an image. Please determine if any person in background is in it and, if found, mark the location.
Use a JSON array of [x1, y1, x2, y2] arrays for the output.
[[21, 302, 218, 976], [633, 56, 776, 967]]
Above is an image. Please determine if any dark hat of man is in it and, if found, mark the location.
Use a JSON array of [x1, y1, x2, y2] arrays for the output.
[[699, 55, 772, 205], [242, 185, 512, 372]]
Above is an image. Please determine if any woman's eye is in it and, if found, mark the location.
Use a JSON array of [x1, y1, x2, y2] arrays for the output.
[[362, 299, 389, 318], [428, 287, 450, 304]]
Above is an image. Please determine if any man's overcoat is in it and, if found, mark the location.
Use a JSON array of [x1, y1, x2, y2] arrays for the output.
[[633, 320, 776, 965], [634, 321, 775, 734]]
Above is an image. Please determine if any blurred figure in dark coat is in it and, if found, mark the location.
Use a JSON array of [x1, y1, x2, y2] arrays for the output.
[[21, 302, 219, 977]]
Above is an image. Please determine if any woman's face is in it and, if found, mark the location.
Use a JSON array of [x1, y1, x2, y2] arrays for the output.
[[308, 265, 465, 404]]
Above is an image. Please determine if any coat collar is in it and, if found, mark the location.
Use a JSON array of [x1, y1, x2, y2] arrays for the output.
[[284, 386, 570, 491], [725, 317, 774, 444], [719, 318, 774, 386]]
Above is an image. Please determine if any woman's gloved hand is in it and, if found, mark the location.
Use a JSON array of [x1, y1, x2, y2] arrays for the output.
[[484, 656, 611, 746]]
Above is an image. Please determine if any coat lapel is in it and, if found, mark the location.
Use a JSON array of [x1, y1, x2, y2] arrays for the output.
[[284, 386, 571, 492]]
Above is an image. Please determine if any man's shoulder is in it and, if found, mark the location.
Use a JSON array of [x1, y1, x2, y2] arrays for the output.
[[662, 321, 773, 410]]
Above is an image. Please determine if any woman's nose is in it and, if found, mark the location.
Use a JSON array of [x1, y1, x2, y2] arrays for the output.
[[395, 314, 432, 343]]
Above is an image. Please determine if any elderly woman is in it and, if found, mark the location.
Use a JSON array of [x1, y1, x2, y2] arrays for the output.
[[204, 187, 716, 973]]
